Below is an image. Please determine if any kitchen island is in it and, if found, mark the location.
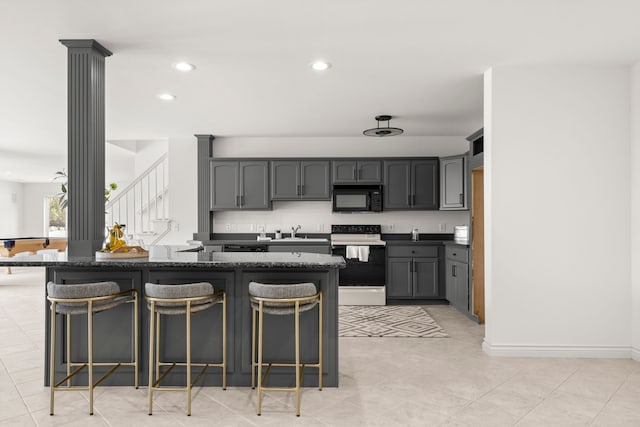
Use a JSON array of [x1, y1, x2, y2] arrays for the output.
[[0, 246, 345, 387]]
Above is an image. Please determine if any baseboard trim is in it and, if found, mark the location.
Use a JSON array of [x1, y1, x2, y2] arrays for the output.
[[483, 341, 633, 359]]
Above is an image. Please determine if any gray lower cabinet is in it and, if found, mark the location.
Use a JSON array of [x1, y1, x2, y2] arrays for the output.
[[440, 155, 467, 210], [332, 160, 381, 184], [210, 160, 270, 210], [268, 244, 330, 254], [383, 159, 438, 210], [445, 246, 469, 312], [386, 245, 439, 299], [271, 160, 330, 200]]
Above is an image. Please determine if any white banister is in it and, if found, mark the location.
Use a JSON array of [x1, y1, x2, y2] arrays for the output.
[[105, 153, 169, 244]]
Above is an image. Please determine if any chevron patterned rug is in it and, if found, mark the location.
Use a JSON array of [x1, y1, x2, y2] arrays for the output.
[[339, 305, 449, 338]]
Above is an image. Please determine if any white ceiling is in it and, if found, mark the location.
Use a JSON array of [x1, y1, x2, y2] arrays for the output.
[[2, 0, 640, 182]]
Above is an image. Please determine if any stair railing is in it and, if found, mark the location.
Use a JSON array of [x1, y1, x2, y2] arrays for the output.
[[105, 153, 169, 243]]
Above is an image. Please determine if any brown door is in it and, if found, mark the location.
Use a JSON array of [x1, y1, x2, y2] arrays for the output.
[[471, 167, 485, 323]]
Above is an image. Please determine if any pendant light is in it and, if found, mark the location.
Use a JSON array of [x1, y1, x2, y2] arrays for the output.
[[363, 115, 404, 137]]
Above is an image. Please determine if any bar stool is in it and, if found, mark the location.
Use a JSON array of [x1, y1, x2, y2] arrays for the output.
[[249, 281, 322, 417], [145, 282, 226, 416], [46, 281, 138, 416]]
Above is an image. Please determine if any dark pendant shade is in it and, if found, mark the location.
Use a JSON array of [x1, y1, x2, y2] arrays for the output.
[[363, 115, 404, 137]]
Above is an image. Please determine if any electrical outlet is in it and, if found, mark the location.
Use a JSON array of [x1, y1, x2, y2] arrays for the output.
[[388, 224, 395, 232], [225, 224, 231, 232], [439, 223, 446, 232]]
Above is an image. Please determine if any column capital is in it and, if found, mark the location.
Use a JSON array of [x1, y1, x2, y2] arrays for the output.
[[194, 134, 215, 142], [59, 39, 112, 57]]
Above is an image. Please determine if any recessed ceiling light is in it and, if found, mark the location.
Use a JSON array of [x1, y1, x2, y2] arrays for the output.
[[311, 61, 331, 71], [157, 93, 176, 101], [175, 62, 196, 72]]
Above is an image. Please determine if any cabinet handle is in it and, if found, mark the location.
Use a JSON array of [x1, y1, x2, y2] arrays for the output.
[[297, 184, 301, 195], [241, 195, 244, 206], [301, 184, 305, 195], [353, 169, 357, 180], [236, 195, 240, 206], [459, 193, 464, 204], [452, 264, 457, 277]]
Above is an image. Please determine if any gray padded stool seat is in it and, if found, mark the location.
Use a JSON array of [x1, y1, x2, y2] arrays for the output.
[[46, 281, 138, 416], [249, 281, 322, 417], [145, 282, 221, 314], [47, 281, 132, 314], [145, 281, 226, 416], [248, 282, 318, 314]]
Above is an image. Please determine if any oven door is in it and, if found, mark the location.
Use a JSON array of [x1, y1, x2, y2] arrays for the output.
[[332, 245, 386, 286], [332, 189, 371, 212]]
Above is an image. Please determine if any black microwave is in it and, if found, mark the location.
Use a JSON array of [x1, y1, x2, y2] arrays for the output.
[[332, 185, 383, 212]]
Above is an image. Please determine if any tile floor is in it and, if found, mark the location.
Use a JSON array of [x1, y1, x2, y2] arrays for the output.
[[0, 267, 639, 426]]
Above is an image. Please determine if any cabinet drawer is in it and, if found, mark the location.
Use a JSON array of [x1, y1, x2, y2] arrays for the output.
[[387, 245, 438, 258], [445, 246, 468, 263]]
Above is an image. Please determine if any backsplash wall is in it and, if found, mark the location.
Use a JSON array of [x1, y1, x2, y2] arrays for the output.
[[213, 201, 469, 235]]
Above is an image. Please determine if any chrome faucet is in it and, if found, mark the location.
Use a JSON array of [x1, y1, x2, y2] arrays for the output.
[[291, 225, 301, 238]]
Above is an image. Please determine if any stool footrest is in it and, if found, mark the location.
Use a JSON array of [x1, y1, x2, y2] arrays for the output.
[[153, 362, 176, 387], [54, 363, 87, 387], [93, 363, 121, 387]]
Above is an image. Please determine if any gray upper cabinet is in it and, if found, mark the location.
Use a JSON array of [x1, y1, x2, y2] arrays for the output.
[[210, 161, 239, 210], [271, 160, 330, 200], [332, 160, 382, 184], [271, 161, 299, 199], [440, 155, 467, 210], [383, 159, 438, 210], [301, 161, 331, 199], [210, 160, 270, 210]]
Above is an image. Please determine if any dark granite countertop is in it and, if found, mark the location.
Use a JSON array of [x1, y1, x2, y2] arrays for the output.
[[0, 245, 346, 269], [443, 241, 470, 247], [191, 239, 330, 245]]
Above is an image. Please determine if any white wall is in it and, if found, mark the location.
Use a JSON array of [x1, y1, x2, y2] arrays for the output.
[[214, 202, 468, 235], [631, 62, 640, 361], [213, 136, 468, 158], [161, 137, 197, 244], [0, 180, 23, 237], [484, 66, 632, 357], [105, 142, 136, 191], [212, 136, 470, 234], [134, 140, 168, 177]]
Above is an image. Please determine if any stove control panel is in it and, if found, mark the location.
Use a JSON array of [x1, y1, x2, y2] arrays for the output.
[[331, 224, 381, 234]]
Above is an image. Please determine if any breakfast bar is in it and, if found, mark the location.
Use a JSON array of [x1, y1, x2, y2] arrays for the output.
[[0, 246, 345, 388]]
